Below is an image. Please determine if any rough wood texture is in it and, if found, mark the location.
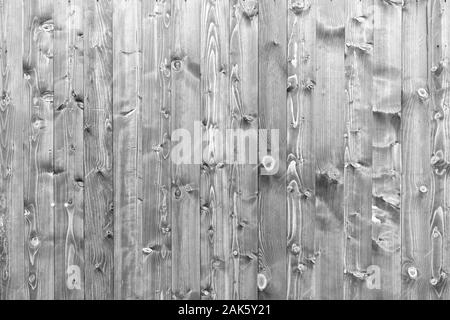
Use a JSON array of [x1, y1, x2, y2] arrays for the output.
[[113, 0, 141, 300], [23, 0, 54, 300], [372, 0, 402, 300], [401, 0, 433, 300], [140, 0, 172, 300], [343, 0, 373, 300], [54, 0, 84, 299], [171, 0, 201, 300], [0, 0, 27, 300], [287, 0, 316, 300], [314, 0, 346, 300], [84, 0, 114, 300], [3, 0, 450, 300], [229, 0, 259, 300], [258, 0, 287, 300], [200, 0, 230, 300]]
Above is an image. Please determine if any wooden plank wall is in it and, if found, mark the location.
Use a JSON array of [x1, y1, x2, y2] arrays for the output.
[[2, 0, 450, 300]]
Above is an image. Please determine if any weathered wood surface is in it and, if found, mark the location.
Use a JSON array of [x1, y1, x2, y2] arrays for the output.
[[2, 0, 450, 300]]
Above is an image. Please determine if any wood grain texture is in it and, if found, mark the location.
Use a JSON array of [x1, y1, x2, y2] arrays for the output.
[[229, 0, 259, 300], [372, 0, 402, 300], [23, 0, 54, 300], [258, 0, 287, 300], [3, 0, 450, 301], [113, 0, 142, 300], [0, 0, 27, 300], [287, 0, 316, 300], [200, 0, 230, 300], [437, 0, 450, 300], [140, 0, 172, 300], [314, 0, 345, 300], [428, 0, 448, 299], [171, 0, 201, 300], [401, 0, 433, 300], [343, 0, 374, 300], [54, 0, 84, 299], [84, 0, 114, 300]]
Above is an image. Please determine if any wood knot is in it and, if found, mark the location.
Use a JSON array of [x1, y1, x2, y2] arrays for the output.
[[297, 263, 307, 274], [171, 59, 182, 71], [40, 20, 54, 32], [407, 266, 418, 280], [261, 155, 276, 172], [142, 247, 153, 255], [291, 243, 301, 255], [419, 185, 428, 194], [290, 0, 311, 15], [29, 236, 40, 248], [105, 230, 113, 239], [417, 88, 429, 101], [257, 273, 268, 291], [241, 0, 258, 20]]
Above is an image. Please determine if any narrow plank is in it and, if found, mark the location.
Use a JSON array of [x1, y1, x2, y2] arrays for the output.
[[439, 0, 450, 300], [0, 0, 27, 300], [171, 0, 201, 300], [286, 0, 316, 300], [372, 0, 402, 300], [54, 0, 84, 299], [84, 0, 114, 300], [258, 0, 287, 300], [113, 0, 142, 300], [401, 0, 433, 300], [140, 0, 172, 300], [229, 0, 259, 300], [23, 0, 54, 300], [313, 0, 346, 300], [428, 0, 448, 299], [200, 0, 230, 300], [343, 0, 374, 300]]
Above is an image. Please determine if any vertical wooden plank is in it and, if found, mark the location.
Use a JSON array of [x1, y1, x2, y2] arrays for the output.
[[372, 0, 402, 300], [313, 0, 345, 300], [428, 0, 448, 299], [286, 0, 316, 300], [258, 0, 287, 300], [343, 0, 374, 300], [0, 0, 27, 300], [113, 0, 142, 300], [229, 0, 259, 300], [401, 0, 433, 300], [84, 0, 114, 300], [23, 0, 54, 300], [171, 0, 201, 300], [54, 0, 84, 299], [438, 0, 450, 300], [140, 0, 172, 300], [200, 0, 230, 300]]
